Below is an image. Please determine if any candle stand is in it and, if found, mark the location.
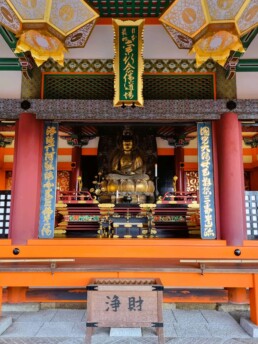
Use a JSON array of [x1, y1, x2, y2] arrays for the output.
[[155, 176, 159, 202]]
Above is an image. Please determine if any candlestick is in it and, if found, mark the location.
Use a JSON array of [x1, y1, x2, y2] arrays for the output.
[[155, 163, 158, 177], [155, 176, 159, 202]]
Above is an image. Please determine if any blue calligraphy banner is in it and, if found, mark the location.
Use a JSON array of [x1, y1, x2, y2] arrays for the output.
[[197, 122, 216, 239], [39, 122, 59, 238]]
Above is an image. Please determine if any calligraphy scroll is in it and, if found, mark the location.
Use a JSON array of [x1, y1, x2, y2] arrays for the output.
[[39, 122, 58, 238], [113, 19, 144, 107], [197, 122, 216, 239]]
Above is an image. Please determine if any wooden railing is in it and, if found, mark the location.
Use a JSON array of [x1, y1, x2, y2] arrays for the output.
[[159, 191, 199, 204], [56, 190, 94, 204]]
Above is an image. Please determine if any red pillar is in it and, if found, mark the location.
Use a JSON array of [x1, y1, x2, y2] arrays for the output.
[[212, 122, 221, 239], [70, 146, 82, 191], [9, 113, 44, 245], [174, 147, 184, 192], [0, 287, 2, 315], [250, 274, 258, 325], [216, 112, 246, 245], [0, 148, 6, 189], [7, 287, 28, 303]]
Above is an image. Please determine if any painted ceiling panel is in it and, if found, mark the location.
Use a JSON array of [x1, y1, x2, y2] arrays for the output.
[[88, 0, 172, 17]]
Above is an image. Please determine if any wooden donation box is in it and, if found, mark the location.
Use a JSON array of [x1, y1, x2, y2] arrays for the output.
[[86, 278, 164, 343]]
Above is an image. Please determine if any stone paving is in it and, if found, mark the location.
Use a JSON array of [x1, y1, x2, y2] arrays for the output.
[[0, 308, 258, 344]]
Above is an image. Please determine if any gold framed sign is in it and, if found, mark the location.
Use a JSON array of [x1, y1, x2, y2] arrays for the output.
[[113, 19, 145, 107]]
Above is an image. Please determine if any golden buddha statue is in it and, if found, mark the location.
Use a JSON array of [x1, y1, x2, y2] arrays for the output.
[[111, 138, 144, 175], [105, 127, 154, 199]]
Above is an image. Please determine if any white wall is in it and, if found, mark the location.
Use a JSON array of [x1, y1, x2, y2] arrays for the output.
[[0, 36, 22, 99], [0, 71, 22, 99], [65, 25, 189, 60], [236, 34, 258, 99], [156, 137, 171, 148], [240, 35, 258, 59], [1, 24, 258, 100], [0, 35, 15, 58], [236, 73, 258, 99]]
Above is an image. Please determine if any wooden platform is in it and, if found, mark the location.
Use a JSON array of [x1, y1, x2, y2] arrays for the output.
[[1, 239, 258, 324], [55, 202, 200, 238]]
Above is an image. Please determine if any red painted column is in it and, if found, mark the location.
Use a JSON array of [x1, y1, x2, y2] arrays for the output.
[[9, 113, 44, 245], [70, 146, 82, 191], [250, 274, 258, 325], [216, 112, 246, 245], [0, 287, 2, 315], [0, 148, 6, 189], [212, 122, 221, 239]]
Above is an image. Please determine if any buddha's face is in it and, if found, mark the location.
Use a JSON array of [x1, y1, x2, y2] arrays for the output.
[[123, 140, 133, 151]]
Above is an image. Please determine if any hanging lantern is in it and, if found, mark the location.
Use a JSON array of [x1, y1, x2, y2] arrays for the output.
[[0, 0, 99, 66], [159, 0, 258, 67]]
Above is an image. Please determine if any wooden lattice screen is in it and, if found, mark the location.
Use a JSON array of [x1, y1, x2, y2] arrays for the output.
[[0, 190, 11, 238], [245, 191, 258, 239]]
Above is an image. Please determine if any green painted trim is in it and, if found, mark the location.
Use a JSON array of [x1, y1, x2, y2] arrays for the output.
[[236, 59, 258, 72], [227, 28, 258, 63], [0, 26, 29, 60], [233, 28, 258, 71], [42, 59, 216, 73], [0, 26, 17, 51], [42, 72, 215, 100], [0, 58, 21, 71], [241, 27, 258, 50], [0, 27, 34, 78]]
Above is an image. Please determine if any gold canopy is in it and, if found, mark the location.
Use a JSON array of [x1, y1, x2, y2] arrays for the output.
[[14, 30, 67, 67], [0, 0, 99, 66], [190, 30, 245, 67], [159, 0, 258, 67]]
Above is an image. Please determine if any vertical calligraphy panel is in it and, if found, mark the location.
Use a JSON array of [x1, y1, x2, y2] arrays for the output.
[[113, 19, 144, 107], [39, 122, 59, 239], [197, 122, 216, 239]]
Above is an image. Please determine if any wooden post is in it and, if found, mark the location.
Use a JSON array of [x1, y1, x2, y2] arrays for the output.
[[7, 287, 28, 303], [0, 148, 6, 189], [228, 288, 248, 304], [216, 112, 247, 245], [250, 274, 258, 325], [70, 146, 82, 191], [9, 113, 44, 244], [0, 287, 2, 316]]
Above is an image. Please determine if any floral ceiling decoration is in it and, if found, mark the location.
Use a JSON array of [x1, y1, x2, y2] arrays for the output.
[[159, 0, 258, 67], [0, 0, 99, 66]]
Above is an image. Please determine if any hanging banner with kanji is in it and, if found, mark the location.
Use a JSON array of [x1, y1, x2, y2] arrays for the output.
[[197, 122, 216, 239], [39, 122, 59, 238], [113, 19, 144, 107]]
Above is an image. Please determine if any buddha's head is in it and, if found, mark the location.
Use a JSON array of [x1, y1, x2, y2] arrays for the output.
[[122, 139, 133, 152], [122, 126, 134, 152]]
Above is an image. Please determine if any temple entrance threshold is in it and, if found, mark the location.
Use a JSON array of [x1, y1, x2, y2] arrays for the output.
[[55, 123, 200, 239]]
